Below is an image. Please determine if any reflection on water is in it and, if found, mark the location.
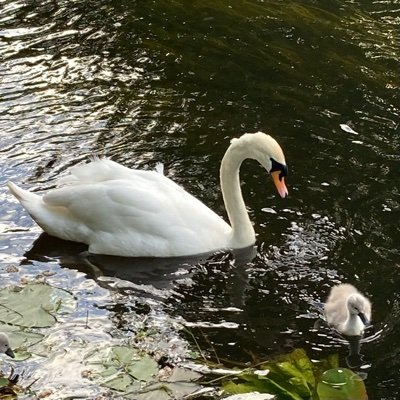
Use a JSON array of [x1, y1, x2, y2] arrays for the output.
[[25, 233, 257, 288], [1, 0, 399, 398]]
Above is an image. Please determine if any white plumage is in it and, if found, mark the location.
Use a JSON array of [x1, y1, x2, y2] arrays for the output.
[[0, 332, 14, 358], [324, 283, 372, 336], [8, 132, 288, 258]]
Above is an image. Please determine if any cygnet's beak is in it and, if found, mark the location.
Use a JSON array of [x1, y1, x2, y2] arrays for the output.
[[5, 348, 15, 358], [271, 171, 288, 198], [358, 312, 369, 326]]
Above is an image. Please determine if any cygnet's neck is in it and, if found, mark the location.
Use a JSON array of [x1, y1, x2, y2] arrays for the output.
[[343, 308, 364, 336], [220, 144, 255, 248]]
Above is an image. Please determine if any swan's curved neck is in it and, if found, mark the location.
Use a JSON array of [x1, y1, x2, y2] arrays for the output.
[[220, 146, 255, 248]]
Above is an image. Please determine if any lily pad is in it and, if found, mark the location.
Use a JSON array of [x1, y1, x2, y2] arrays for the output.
[[85, 346, 202, 398], [0, 323, 43, 360], [317, 368, 367, 400], [0, 283, 76, 328], [0, 324, 43, 349], [85, 345, 159, 391], [104, 373, 135, 391], [126, 381, 202, 400], [128, 356, 159, 381]]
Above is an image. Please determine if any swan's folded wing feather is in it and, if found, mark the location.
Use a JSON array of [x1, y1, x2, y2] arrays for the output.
[[43, 183, 163, 224], [41, 171, 231, 257], [58, 159, 140, 185], [43, 178, 226, 235]]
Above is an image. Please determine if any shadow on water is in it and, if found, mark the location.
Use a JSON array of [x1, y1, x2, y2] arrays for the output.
[[24, 233, 257, 290]]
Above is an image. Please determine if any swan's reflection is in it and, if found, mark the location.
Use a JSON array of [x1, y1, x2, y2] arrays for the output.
[[24, 233, 256, 292]]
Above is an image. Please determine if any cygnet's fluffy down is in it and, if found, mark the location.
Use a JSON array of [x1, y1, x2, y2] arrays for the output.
[[0, 332, 15, 358], [324, 283, 371, 336]]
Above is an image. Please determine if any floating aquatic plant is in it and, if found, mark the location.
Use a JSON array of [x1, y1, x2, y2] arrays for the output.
[[317, 368, 367, 400], [83, 345, 203, 399], [221, 348, 367, 400], [0, 283, 76, 359], [0, 283, 76, 328]]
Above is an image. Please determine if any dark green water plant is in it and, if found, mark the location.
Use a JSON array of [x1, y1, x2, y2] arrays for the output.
[[221, 348, 367, 400]]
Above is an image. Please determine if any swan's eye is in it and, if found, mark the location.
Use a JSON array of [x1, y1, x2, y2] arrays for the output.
[[270, 158, 288, 181]]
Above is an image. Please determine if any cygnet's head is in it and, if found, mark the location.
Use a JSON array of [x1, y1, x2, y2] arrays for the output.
[[230, 132, 288, 198], [0, 333, 15, 358], [347, 293, 371, 326]]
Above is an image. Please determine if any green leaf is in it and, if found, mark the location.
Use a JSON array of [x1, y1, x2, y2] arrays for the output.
[[272, 348, 315, 389], [110, 346, 138, 366], [125, 381, 201, 400], [85, 345, 160, 390], [224, 373, 302, 400], [0, 377, 9, 388], [274, 361, 311, 397], [12, 349, 32, 361], [103, 373, 133, 391], [0, 284, 76, 328], [313, 353, 339, 382], [317, 368, 367, 400], [127, 386, 171, 400], [0, 323, 44, 349], [222, 348, 340, 400], [99, 366, 119, 378], [128, 357, 159, 381], [158, 381, 202, 398], [167, 367, 201, 383], [223, 380, 263, 395]]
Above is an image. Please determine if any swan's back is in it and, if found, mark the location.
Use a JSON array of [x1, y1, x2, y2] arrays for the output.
[[58, 159, 147, 185]]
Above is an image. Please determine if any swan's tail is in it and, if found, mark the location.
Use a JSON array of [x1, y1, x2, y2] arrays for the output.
[[7, 181, 40, 204], [7, 182, 66, 238]]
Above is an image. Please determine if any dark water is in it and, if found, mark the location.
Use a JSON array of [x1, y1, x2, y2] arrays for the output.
[[0, 0, 399, 398]]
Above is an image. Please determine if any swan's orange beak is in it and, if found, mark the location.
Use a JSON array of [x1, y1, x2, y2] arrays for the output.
[[271, 171, 288, 198]]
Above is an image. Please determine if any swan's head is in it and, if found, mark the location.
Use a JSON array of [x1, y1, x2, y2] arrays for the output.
[[230, 132, 288, 198], [0, 333, 14, 358], [347, 293, 371, 326]]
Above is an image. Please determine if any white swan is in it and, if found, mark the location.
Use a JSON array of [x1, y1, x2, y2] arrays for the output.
[[0, 333, 15, 358], [324, 283, 372, 336], [7, 132, 288, 257]]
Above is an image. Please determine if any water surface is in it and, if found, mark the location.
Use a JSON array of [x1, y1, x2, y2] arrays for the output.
[[0, 0, 399, 398]]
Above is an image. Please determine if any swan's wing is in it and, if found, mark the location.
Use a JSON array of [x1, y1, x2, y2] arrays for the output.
[[58, 159, 142, 185], [44, 177, 186, 225], [43, 174, 230, 256]]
